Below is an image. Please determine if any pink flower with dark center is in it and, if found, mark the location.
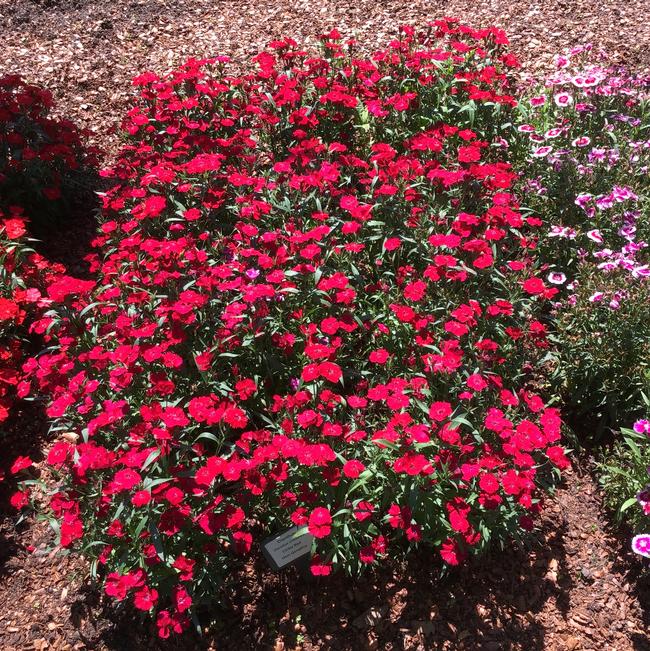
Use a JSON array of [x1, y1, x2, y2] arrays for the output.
[[547, 272, 566, 285], [632, 534, 650, 558], [572, 136, 591, 147], [532, 146, 553, 158], [555, 55, 569, 69], [587, 229, 604, 243], [554, 92, 573, 107], [636, 486, 650, 514]]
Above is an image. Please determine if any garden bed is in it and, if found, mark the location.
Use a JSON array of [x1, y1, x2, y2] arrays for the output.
[[1, 2, 650, 649], [1, 465, 648, 650], [1, 0, 649, 154]]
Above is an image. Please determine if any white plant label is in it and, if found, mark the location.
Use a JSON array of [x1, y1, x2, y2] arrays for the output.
[[261, 526, 313, 570]]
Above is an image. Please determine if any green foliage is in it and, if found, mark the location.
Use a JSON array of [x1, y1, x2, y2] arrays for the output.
[[553, 269, 650, 433], [511, 49, 650, 434], [598, 398, 650, 530]]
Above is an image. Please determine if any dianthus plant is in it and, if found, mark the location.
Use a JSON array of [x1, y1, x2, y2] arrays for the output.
[[20, 21, 567, 637]]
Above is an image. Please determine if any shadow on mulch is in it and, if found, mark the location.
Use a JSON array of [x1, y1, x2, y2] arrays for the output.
[[609, 555, 650, 651], [26, 174, 105, 279], [0, 154, 103, 572], [1, 456, 645, 649], [575, 448, 650, 651], [605, 526, 650, 651], [0, 186, 101, 576], [85, 517, 572, 651], [0, 399, 50, 577]]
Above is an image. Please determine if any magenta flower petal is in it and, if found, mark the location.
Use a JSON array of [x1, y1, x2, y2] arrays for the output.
[[631, 534, 650, 558]]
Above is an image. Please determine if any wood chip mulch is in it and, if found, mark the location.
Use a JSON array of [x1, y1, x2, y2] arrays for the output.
[[1, 466, 648, 650], [1, 0, 649, 155], [1, 1, 650, 649]]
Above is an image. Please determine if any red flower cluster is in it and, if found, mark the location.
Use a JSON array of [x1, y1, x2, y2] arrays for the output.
[[16, 21, 568, 636], [0, 75, 99, 226], [0, 209, 66, 427]]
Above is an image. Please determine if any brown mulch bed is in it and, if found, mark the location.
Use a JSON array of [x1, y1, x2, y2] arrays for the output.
[[1, 466, 648, 651], [1, 0, 649, 154], [2, 1, 650, 649]]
